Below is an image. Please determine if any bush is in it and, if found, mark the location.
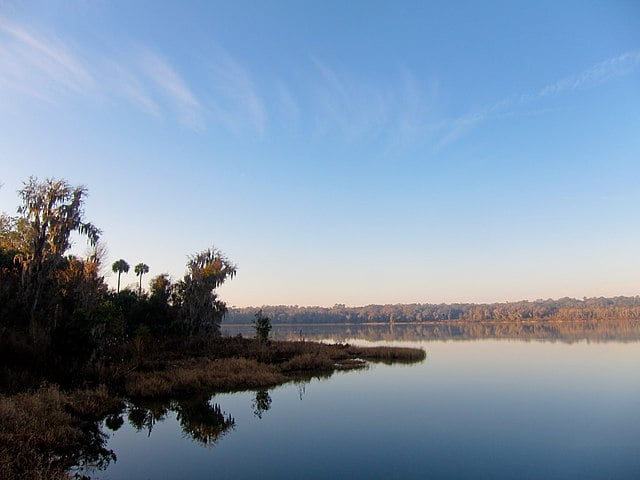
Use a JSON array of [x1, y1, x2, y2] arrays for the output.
[[252, 310, 272, 342]]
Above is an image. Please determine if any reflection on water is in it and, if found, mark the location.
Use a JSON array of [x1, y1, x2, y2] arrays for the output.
[[77, 396, 238, 477], [68, 416, 117, 477], [223, 319, 640, 343], [175, 396, 235, 447], [83, 377, 318, 477], [104, 396, 236, 446], [94, 324, 640, 480], [252, 390, 272, 419]]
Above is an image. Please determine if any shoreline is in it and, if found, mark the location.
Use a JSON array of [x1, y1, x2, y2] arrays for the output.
[[224, 318, 640, 326], [0, 337, 425, 479]]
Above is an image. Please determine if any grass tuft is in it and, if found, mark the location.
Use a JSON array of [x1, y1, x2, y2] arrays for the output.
[[125, 358, 286, 397], [279, 353, 335, 372]]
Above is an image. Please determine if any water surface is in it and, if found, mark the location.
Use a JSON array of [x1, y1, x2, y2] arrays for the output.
[[94, 324, 640, 479]]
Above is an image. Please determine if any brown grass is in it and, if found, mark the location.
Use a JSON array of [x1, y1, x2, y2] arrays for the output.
[[125, 358, 287, 397], [0, 386, 75, 480], [279, 352, 335, 372], [123, 340, 424, 397], [68, 385, 124, 420], [0, 385, 121, 480], [130, 336, 424, 364]]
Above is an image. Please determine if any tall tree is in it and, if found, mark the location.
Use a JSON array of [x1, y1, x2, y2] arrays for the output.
[[134, 262, 149, 295], [175, 247, 236, 335], [112, 259, 129, 293], [15, 177, 100, 336]]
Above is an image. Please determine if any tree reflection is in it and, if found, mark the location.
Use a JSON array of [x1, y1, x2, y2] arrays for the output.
[[104, 413, 124, 432], [252, 390, 272, 419], [126, 400, 169, 436], [67, 420, 117, 476], [228, 319, 640, 344], [113, 377, 340, 453], [174, 395, 235, 446], [117, 395, 235, 447]]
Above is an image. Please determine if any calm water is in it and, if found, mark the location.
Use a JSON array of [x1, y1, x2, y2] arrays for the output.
[[93, 324, 640, 479]]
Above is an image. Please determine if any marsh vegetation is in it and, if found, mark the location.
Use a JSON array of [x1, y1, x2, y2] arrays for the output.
[[0, 177, 425, 478]]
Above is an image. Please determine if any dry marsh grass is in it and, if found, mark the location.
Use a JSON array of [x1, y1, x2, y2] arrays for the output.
[[68, 385, 124, 419], [0, 385, 121, 480], [265, 340, 425, 364], [123, 340, 424, 397], [125, 358, 287, 397], [279, 352, 335, 372], [0, 386, 75, 480]]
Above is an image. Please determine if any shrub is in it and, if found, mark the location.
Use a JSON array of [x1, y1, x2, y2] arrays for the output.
[[252, 310, 272, 342]]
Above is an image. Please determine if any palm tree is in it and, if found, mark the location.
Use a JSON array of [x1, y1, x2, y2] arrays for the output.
[[112, 259, 130, 293], [134, 262, 150, 295]]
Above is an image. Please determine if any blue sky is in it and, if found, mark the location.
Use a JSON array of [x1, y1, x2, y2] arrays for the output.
[[1, 1, 639, 306]]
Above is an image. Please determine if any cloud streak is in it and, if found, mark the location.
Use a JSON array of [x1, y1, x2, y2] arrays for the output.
[[204, 46, 267, 137], [1, 14, 638, 147], [139, 50, 202, 128], [436, 49, 640, 149], [107, 61, 161, 117], [0, 16, 270, 135], [539, 50, 640, 98], [309, 58, 394, 141], [0, 18, 94, 98]]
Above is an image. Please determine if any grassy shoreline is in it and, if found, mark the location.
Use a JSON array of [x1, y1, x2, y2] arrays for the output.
[[124, 338, 425, 397], [0, 337, 425, 479]]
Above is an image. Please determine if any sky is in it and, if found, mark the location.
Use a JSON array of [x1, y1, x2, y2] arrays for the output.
[[1, 1, 640, 307]]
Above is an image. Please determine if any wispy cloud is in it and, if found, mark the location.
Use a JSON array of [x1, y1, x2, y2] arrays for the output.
[[1, 13, 637, 148], [307, 59, 444, 152], [310, 58, 391, 141], [0, 16, 268, 134], [436, 49, 640, 149], [385, 68, 440, 152], [138, 50, 202, 128], [107, 61, 160, 117], [0, 17, 94, 99], [205, 46, 267, 137], [539, 49, 640, 98], [0, 16, 204, 129]]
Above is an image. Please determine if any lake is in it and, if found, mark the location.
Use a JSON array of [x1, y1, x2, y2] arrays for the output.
[[91, 323, 640, 479]]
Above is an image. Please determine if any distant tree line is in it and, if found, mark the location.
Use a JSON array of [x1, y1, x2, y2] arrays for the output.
[[226, 296, 640, 325], [0, 177, 236, 380], [225, 320, 640, 344]]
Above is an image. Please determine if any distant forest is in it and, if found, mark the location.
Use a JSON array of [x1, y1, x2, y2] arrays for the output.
[[226, 296, 640, 325]]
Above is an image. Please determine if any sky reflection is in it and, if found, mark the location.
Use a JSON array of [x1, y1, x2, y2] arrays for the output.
[[97, 335, 640, 479]]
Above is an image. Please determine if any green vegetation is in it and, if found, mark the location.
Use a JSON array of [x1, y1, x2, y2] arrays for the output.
[[0, 177, 242, 392], [252, 309, 272, 342]]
